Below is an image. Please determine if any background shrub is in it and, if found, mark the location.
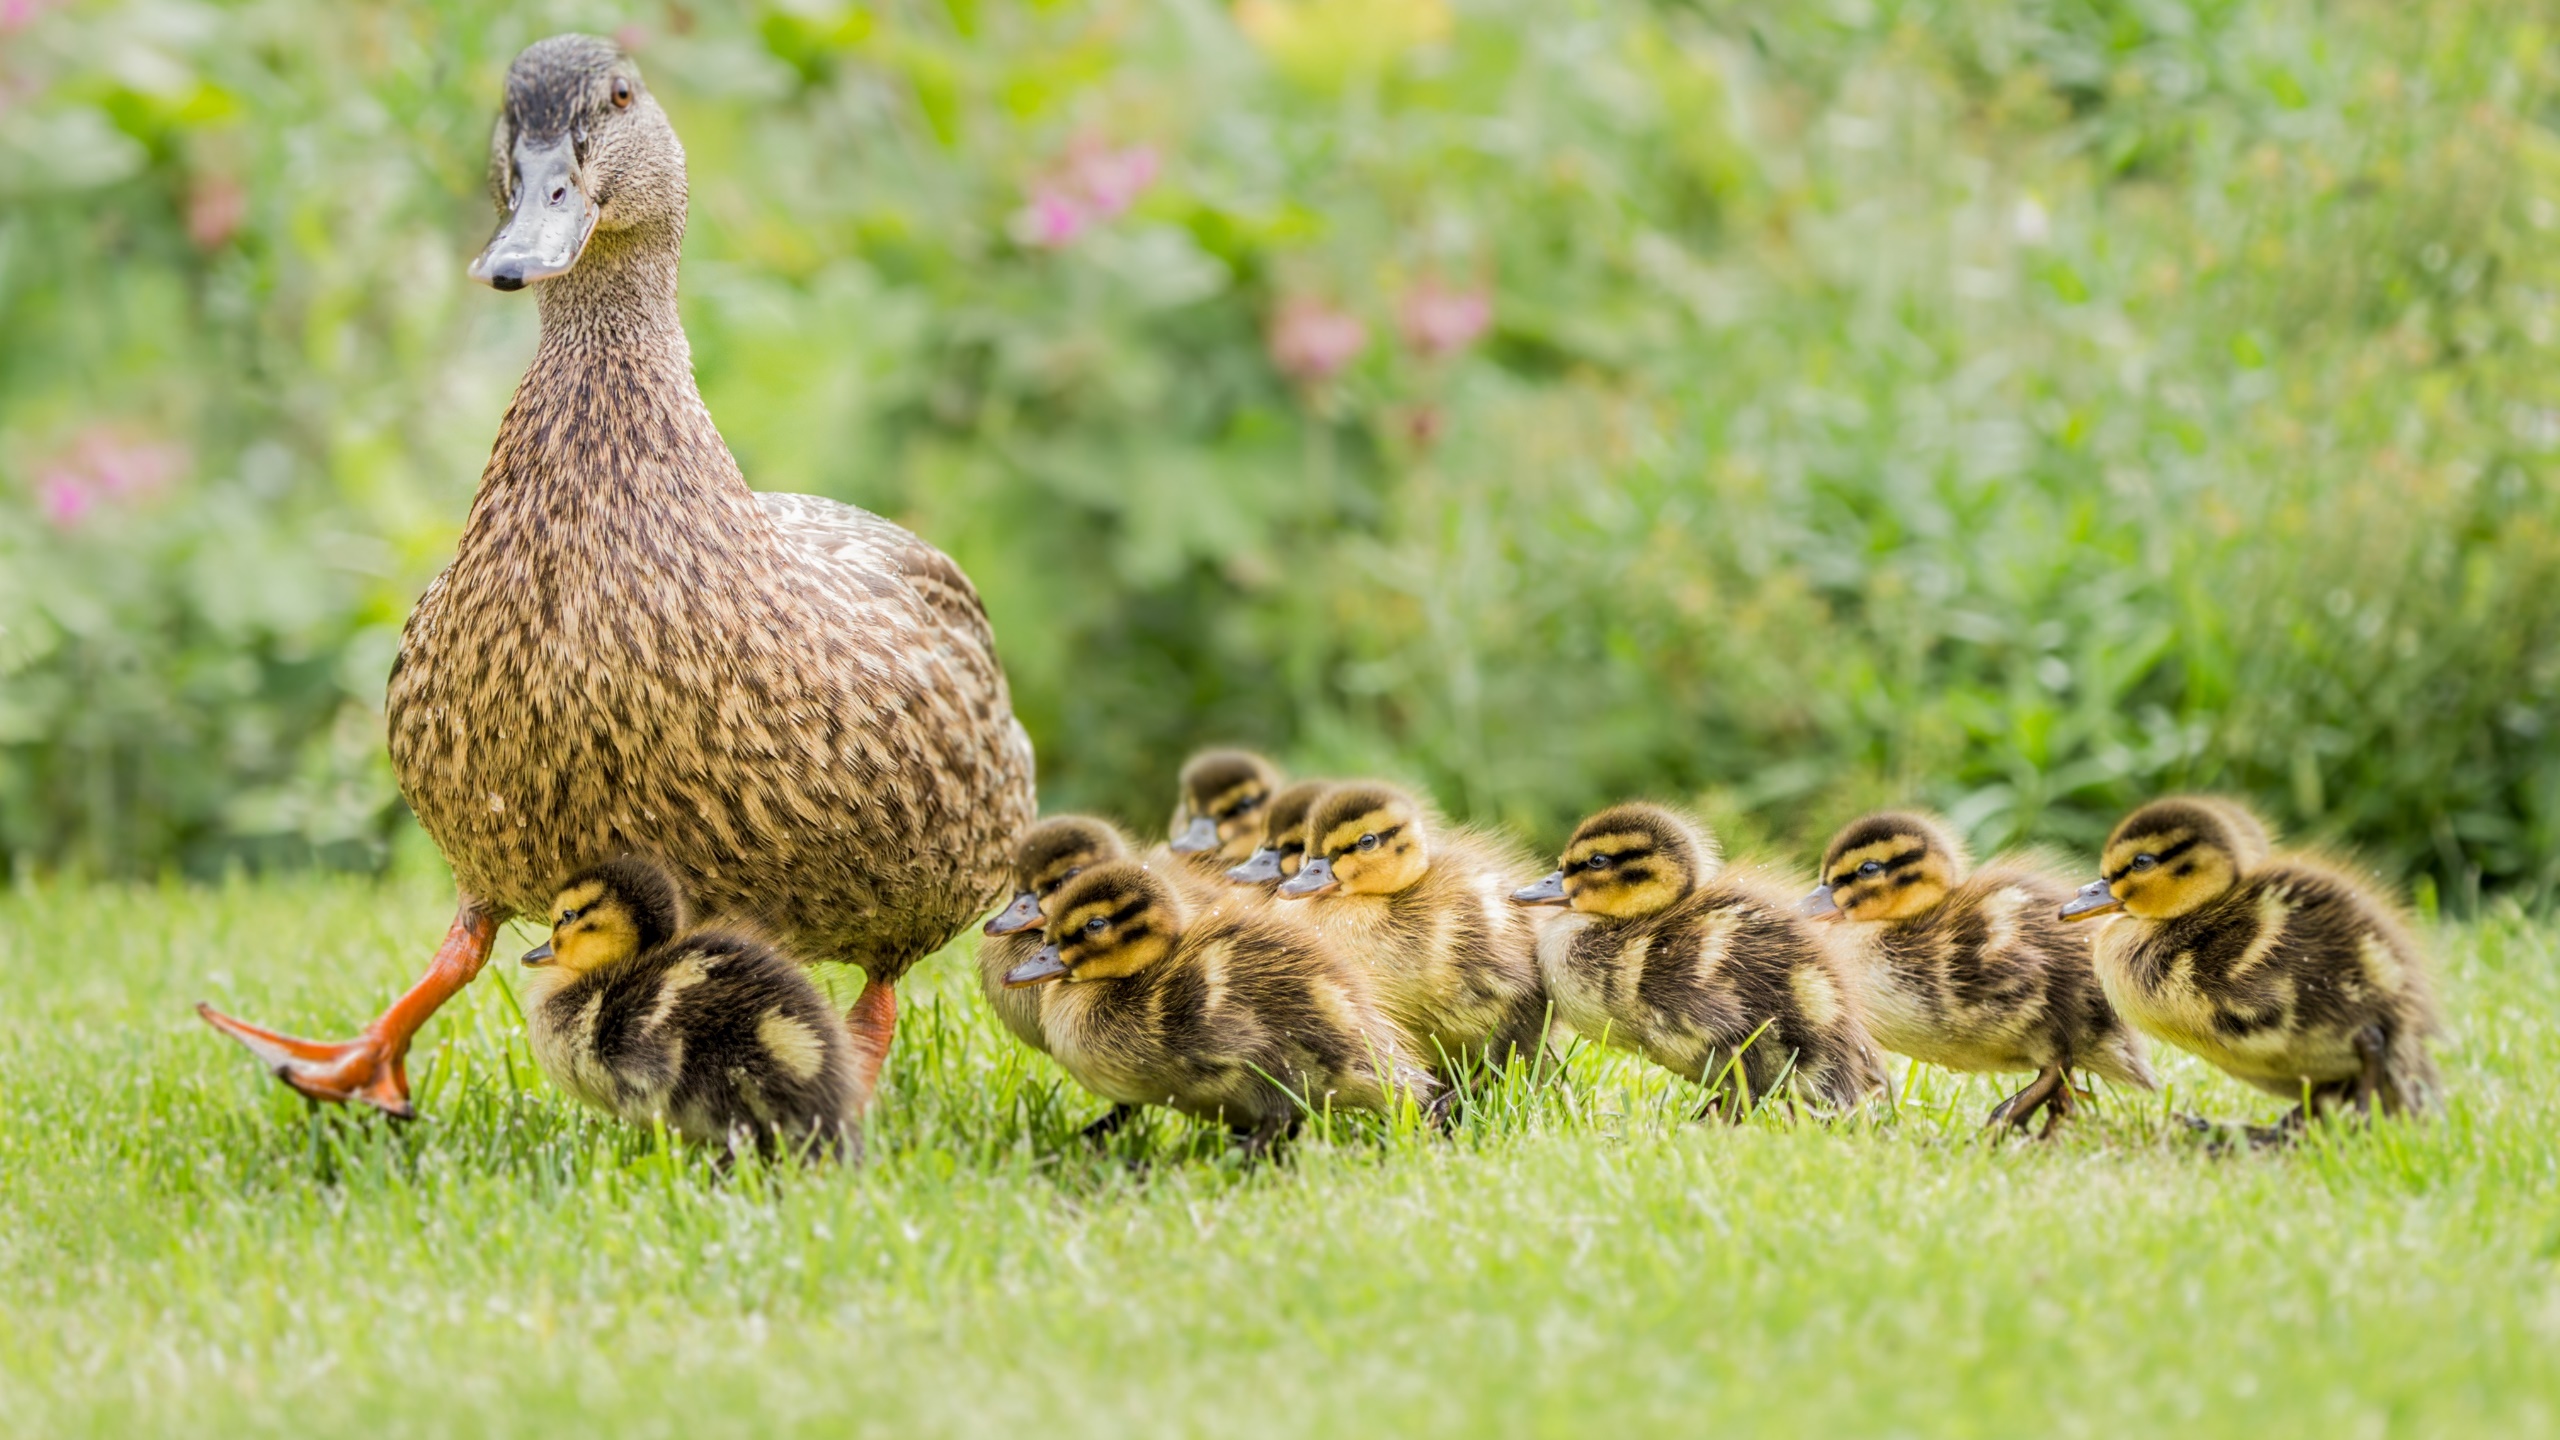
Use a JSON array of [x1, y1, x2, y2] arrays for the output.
[[3, 0, 2557, 900]]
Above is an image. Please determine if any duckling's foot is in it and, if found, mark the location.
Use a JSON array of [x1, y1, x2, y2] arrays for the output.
[[1079, 1103, 1138, 1142], [197, 901, 498, 1120], [843, 976, 897, 1112], [1985, 1065, 2073, 1138]]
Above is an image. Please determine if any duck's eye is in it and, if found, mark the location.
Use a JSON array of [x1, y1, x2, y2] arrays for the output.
[[611, 77, 634, 109], [557, 906, 582, 925], [1858, 860, 1884, 878], [1585, 853, 1612, 871], [1083, 916, 1108, 935], [1357, 833, 1381, 853], [2130, 854, 2159, 872]]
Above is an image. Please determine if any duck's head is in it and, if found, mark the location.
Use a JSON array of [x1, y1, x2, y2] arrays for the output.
[[470, 35, 685, 292], [1800, 811, 1970, 923], [1511, 803, 1717, 920], [985, 815, 1131, 936], [1002, 862, 1182, 989], [1226, 780, 1330, 887], [1167, 749, 1282, 861], [2061, 796, 2264, 923], [523, 855, 684, 974], [1277, 782, 1430, 899]]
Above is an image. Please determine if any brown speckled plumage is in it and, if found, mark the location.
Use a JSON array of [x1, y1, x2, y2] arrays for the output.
[[389, 37, 1035, 982], [1525, 804, 1887, 1114]]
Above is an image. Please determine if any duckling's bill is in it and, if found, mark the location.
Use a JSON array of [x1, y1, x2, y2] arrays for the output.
[[1510, 870, 1569, 906], [1169, 815, 1221, 854], [1795, 883, 1843, 921], [1004, 946, 1070, 988], [984, 890, 1045, 936], [1227, 847, 1285, 885], [521, 940, 556, 966], [2058, 879, 2122, 921], [1274, 855, 1338, 898]]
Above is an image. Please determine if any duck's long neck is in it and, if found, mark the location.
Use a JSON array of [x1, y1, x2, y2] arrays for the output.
[[478, 219, 761, 531]]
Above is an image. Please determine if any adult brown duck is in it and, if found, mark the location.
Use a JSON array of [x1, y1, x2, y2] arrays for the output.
[[198, 34, 1037, 1118]]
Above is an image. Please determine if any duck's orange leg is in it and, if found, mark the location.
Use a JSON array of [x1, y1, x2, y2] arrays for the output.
[[197, 899, 498, 1120], [844, 975, 897, 1112]]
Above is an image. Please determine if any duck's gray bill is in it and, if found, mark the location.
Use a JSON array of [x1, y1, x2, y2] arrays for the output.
[[1796, 883, 1841, 920], [469, 135, 596, 291], [1274, 854, 1338, 898], [1509, 870, 1569, 906], [1226, 847, 1285, 886], [2058, 879, 2123, 922], [1168, 814, 1221, 855], [1003, 946, 1069, 988], [983, 890, 1045, 936], [521, 941, 556, 967]]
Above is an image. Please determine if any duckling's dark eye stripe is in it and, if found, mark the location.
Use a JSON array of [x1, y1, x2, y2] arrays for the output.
[[1102, 899, 1150, 931], [2106, 835, 2197, 882]]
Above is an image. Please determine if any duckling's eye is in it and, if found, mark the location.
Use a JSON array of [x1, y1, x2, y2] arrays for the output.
[[611, 77, 634, 109], [557, 906, 582, 925], [1857, 860, 1884, 878], [1585, 853, 1612, 871], [1357, 833, 1381, 853], [2130, 854, 2159, 872], [1083, 916, 1108, 935]]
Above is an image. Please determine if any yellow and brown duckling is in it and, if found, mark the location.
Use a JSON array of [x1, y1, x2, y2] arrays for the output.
[[2059, 796, 2441, 1123], [1167, 749, 1284, 868], [517, 857, 859, 1157], [1800, 811, 2154, 1135], [1002, 860, 1438, 1150], [1274, 781, 1552, 1078], [1226, 779, 1333, 888], [1514, 804, 1888, 1116], [981, 815, 1139, 1057]]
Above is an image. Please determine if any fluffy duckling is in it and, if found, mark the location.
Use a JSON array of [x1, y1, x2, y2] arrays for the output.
[[1800, 811, 2154, 1134], [2059, 796, 2441, 1122], [1167, 748, 1283, 867], [518, 857, 859, 1157], [1512, 804, 1887, 1114], [1226, 780, 1332, 888], [981, 815, 1136, 1056], [1003, 860, 1437, 1149], [1274, 781, 1552, 1077]]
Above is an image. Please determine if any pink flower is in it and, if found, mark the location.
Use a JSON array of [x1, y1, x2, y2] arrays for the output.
[[1398, 279, 1492, 358], [187, 175, 247, 251], [1267, 297, 1368, 386], [27, 427, 186, 529], [1010, 136, 1162, 250], [613, 22, 652, 52], [0, 0, 59, 34], [37, 470, 94, 528]]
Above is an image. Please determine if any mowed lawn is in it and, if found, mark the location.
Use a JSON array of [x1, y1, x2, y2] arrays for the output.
[[2, 869, 2556, 1437]]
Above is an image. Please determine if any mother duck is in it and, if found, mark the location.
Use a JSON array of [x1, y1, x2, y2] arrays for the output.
[[199, 34, 1037, 1117]]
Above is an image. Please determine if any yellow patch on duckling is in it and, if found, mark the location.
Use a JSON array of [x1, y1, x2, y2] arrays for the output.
[[756, 1009, 827, 1081], [1791, 964, 1842, 1031]]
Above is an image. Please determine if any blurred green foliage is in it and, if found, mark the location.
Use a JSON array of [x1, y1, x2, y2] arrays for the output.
[[4, 0, 2559, 898]]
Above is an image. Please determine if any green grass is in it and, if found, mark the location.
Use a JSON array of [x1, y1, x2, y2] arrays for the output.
[[3, 870, 2557, 1437]]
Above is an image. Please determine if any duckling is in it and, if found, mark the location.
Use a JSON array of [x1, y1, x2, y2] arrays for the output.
[[1513, 804, 1888, 1115], [1225, 780, 1333, 888], [1273, 781, 1551, 1077], [2058, 796, 2441, 1124], [517, 857, 859, 1157], [1002, 860, 1437, 1150], [1167, 749, 1283, 869], [1799, 811, 2154, 1135], [980, 815, 1136, 1057]]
